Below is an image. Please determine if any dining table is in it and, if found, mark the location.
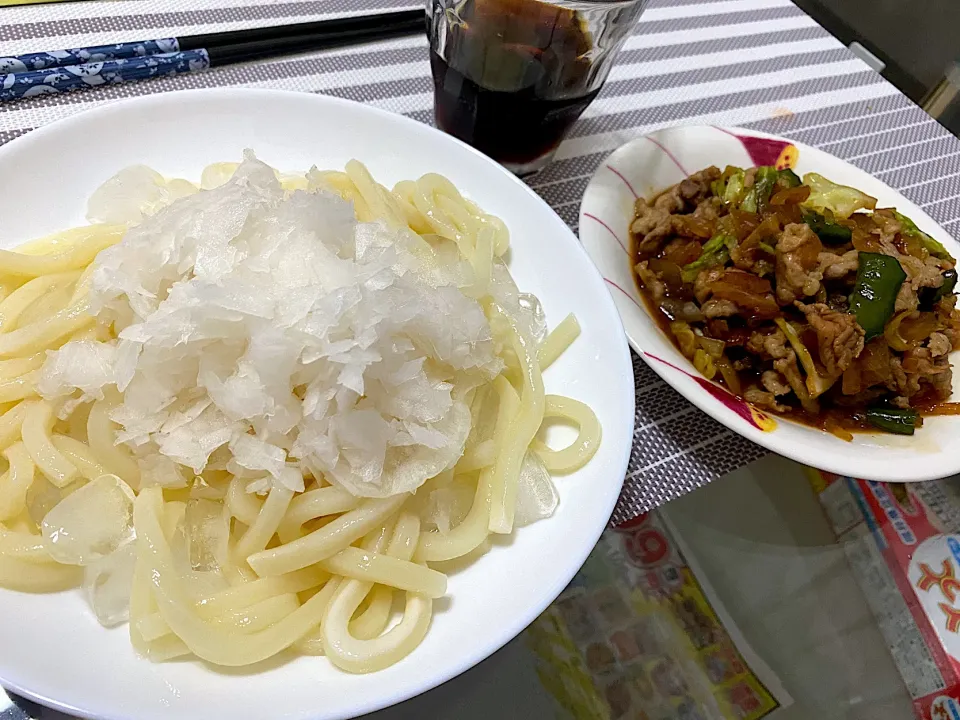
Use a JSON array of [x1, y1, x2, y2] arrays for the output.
[[3, 0, 960, 718]]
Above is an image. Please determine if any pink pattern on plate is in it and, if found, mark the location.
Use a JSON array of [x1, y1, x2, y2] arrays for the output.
[[605, 164, 639, 200], [584, 212, 629, 256], [713, 126, 792, 168], [644, 136, 688, 176], [603, 277, 643, 310], [644, 351, 776, 432]]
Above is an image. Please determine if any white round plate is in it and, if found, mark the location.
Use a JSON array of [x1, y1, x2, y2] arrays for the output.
[[0, 89, 634, 720], [580, 124, 960, 483]]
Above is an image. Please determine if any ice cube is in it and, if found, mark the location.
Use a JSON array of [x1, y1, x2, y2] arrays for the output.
[[138, 453, 187, 489], [25, 474, 64, 527], [200, 162, 240, 190], [166, 506, 228, 601], [84, 541, 137, 627], [182, 566, 229, 602], [517, 293, 548, 346], [190, 472, 229, 500], [86, 165, 168, 224], [184, 498, 229, 572], [41, 474, 136, 565], [163, 178, 199, 201], [514, 452, 558, 527], [419, 478, 474, 534]]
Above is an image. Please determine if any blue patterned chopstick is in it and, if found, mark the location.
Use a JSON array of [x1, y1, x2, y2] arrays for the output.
[[0, 39, 181, 73], [0, 10, 425, 104], [0, 51, 210, 102], [0, 10, 425, 75]]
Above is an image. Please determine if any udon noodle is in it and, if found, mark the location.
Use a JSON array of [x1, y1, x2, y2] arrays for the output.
[[0, 156, 601, 673]]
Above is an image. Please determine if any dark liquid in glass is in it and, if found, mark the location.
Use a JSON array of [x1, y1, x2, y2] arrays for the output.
[[430, 0, 597, 170]]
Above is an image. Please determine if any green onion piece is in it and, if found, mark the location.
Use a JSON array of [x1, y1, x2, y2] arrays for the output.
[[681, 248, 730, 284], [723, 172, 745, 205], [774, 318, 836, 398], [753, 167, 780, 214], [757, 241, 776, 255], [700, 234, 726, 254]]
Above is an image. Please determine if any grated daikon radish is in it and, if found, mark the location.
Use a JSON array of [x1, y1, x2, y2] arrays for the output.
[[41, 152, 503, 499]]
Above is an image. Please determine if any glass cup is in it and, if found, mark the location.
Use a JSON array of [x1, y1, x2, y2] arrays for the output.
[[427, 0, 649, 175]]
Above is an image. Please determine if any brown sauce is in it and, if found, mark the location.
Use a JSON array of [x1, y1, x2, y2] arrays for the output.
[[629, 204, 925, 439]]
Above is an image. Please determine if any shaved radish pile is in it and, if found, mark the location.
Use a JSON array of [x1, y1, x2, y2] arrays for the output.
[[40, 152, 511, 498]]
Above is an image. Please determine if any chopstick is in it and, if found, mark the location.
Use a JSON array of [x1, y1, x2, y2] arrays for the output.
[[0, 10, 426, 103]]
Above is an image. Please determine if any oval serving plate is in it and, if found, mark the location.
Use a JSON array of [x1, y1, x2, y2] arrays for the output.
[[0, 89, 635, 720], [580, 124, 960, 483]]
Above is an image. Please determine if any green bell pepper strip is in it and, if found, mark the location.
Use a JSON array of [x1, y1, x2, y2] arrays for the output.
[[920, 268, 958, 309], [893, 210, 953, 261], [934, 268, 958, 303], [801, 208, 852, 244], [848, 252, 907, 341], [866, 407, 918, 435], [777, 168, 801, 188]]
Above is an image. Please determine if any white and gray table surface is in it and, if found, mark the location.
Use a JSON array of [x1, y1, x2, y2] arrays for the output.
[[1, 0, 958, 717]]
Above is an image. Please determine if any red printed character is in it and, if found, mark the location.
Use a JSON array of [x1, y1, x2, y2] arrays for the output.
[[614, 513, 651, 534], [622, 528, 670, 568], [939, 602, 960, 633], [725, 681, 763, 718], [917, 559, 960, 604]]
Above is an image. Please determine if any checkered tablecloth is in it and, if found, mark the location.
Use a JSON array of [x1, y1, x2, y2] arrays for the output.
[[2, 0, 960, 715]]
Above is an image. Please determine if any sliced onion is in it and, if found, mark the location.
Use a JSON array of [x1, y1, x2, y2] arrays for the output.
[[670, 321, 698, 359], [696, 335, 725, 360], [884, 311, 913, 352], [660, 298, 703, 323], [823, 416, 854, 442], [770, 185, 811, 206], [693, 349, 717, 380], [901, 312, 940, 343], [715, 355, 742, 396], [647, 258, 684, 293]]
